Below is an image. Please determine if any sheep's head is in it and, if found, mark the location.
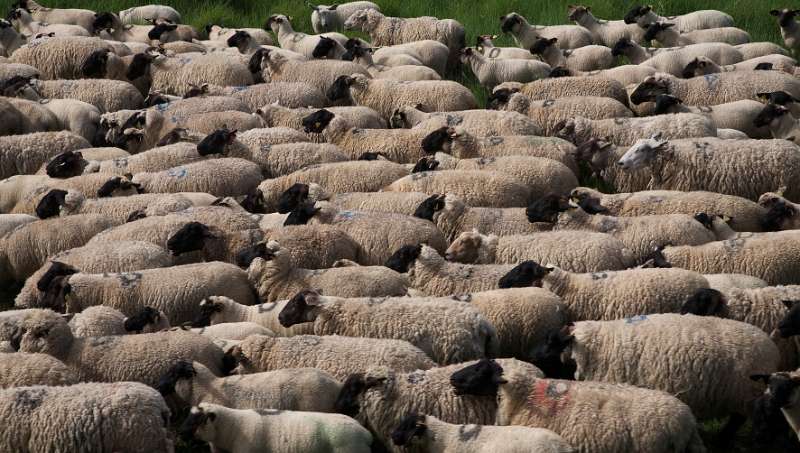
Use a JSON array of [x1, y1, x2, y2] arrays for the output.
[[341, 44, 371, 61], [642, 21, 674, 42], [0, 75, 35, 98], [157, 360, 196, 397], [421, 127, 457, 154], [629, 75, 669, 104], [247, 48, 269, 77], [302, 109, 335, 134], [567, 5, 590, 21], [751, 372, 800, 413], [530, 327, 576, 378], [611, 37, 633, 57], [197, 128, 237, 156], [179, 405, 218, 443], [413, 194, 446, 222], [777, 301, 800, 339], [499, 260, 553, 289], [475, 34, 498, 48], [312, 36, 338, 58], [391, 414, 428, 447], [754, 103, 790, 128], [91, 11, 117, 33], [770, 9, 800, 28], [277, 183, 311, 214], [569, 187, 607, 213], [529, 37, 557, 56], [192, 297, 228, 327], [183, 83, 209, 99], [234, 242, 276, 269], [326, 75, 354, 102], [45, 150, 87, 179], [411, 156, 439, 173], [148, 22, 178, 41], [653, 94, 683, 114], [623, 4, 652, 24], [312, 4, 341, 31], [450, 359, 506, 396], [283, 202, 321, 225], [227, 30, 251, 52], [35, 261, 78, 312], [265, 14, 290, 34], [756, 91, 800, 106], [166, 222, 218, 256], [278, 290, 325, 327], [334, 371, 388, 416], [617, 133, 668, 170], [681, 56, 716, 78], [553, 118, 578, 142], [343, 9, 370, 31], [445, 230, 487, 263], [526, 192, 571, 223], [80, 49, 110, 78], [389, 107, 410, 128], [384, 244, 422, 273], [499, 12, 524, 34], [124, 306, 168, 333], [680, 288, 726, 316], [35, 189, 68, 219], [126, 52, 155, 80], [238, 188, 266, 214], [486, 88, 518, 110], [459, 47, 476, 63], [97, 175, 142, 198], [759, 193, 796, 231]]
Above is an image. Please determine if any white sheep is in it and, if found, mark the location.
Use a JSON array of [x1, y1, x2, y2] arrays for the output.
[[494, 75, 629, 106], [180, 403, 373, 453], [623, 5, 734, 32], [0, 213, 36, 237], [753, 103, 800, 144], [372, 40, 450, 76], [330, 191, 430, 216], [460, 47, 550, 89], [0, 131, 90, 179], [10, 36, 112, 79], [131, 158, 263, 197], [206, 25, 272, 46], [278, 290, 498, 364], [475, 34, 538, 60], [556, 113, 717, 146], [0, 352, 78, 387], [499, 12, 592, 49], [683, 54, 798, 78], [7, 8, 90, 38], [385, 170, 531, 209], [567, 5, 645, 47], [343, 45, 441, 81], [257, 104, 385, 134], [529, 37, 614, 72], [266, 14, 348, 59], [119, 5, 181, 24], [310, 2, 380, 33], [642, 21, 751, 46], [654, 94, 771, 139], [28, 78, 145, 112], [68, 305, 169, 337], [391, 104, 542, 137]]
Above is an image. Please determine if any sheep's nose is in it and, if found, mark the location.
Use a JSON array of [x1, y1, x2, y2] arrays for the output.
[[616, 161, 625, 167]]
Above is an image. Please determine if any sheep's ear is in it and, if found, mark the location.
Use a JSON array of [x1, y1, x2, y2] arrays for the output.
[[770, 9, 781, 16], [549, 37, 558, 44], [782, 300, 798, 309], [491, 34, 497, 39], [750, 374, 771, 384]]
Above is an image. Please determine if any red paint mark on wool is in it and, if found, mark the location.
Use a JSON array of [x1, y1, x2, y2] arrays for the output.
[[528, 379, 571, 416]]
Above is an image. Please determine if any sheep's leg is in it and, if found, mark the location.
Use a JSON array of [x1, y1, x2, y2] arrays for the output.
[[714, 413, 746, 446]]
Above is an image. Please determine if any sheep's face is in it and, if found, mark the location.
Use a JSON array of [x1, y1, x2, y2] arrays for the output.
[[421, 127, 455, 154], [554, 118, 577, 143], [266, 14, 289, 34], [124, 306, 167, 333], [653, 94, 682, 115], [777, 301, 800, 338], [629, 77, 668, 105], [444, 231, 483, 263], [681, 57, 714, 79], [526, 193, 571, 223], [498, 260, 552, 289], [764, 373, 800, 409], [45, 150, 87, 179], [235, 242, 275, 269], [312, 36, 337, 58], [326, 75, 354, 102], [610, 38, 633, 57], [197, 128, 237, 156], [759, 196, 796, 231], [623, 5, 652, 25], [385, 244, 423, 273], [193, 298, 225, 327], [302, 109, 335, 134], [412, 156, 439, 173], [486, 88, 518, 110], [35, 189, 67, 219], [617, 134, 668, 170], [179, 406, 217, 442], [529, 37, 557, 56], [753, 103, 790, 128], [680, 288, 726, 316], [91, 12, 117, 34], [97, 176, 141, 198], [770, 9, 800, 28], [226, 30, 251, 51], [166, 222, 217, 256], [459, 47, 475, 63], [391, 414, 427, 447], [148, 23, 178, 42], [278, 290, 323, 327], [334, 372, 388, 416], [757, 91, 799, 107], [450, 359, 506, 396], [283, 202, 321, 225], [344, 10, 368, 30], [530, 328, 576, 378], [277, 183, 311, 214], [314, 7, 339, 31], [642, 22, 674, 43], [567, 5, 590, 22], [499, 13, 523, 34], [413, 194, 446, 222], [80, 49, 109, 78]]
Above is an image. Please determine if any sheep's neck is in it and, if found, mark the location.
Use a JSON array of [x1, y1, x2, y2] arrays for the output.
[[223, 302, 254, 323], [467, 54, 489, 75], [203, 409, 248, 449], [277, 24, 301, 47], [771, 115, 800, 140], [625, 43, 650, 64], [419, 417, 457, 451], [542, 47, 566, 67], [574, 12, 600, 29], [189, 367, 222, 405], [658, 29, 682, 47], [542, 268, 570, 296]]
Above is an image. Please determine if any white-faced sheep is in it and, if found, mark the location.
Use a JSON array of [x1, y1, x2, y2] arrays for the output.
[[310, 2, 380, 33], [0, 382, 174, 452], [451, 359, 705, 453], [567, 5, 645, 47], [529, 37, 614, 72], [499, 12, 592, 49], [618, 135, 800, 201], [228, 334, 436, 380], [446, 228, 635, 271], [623, 5, 734, 32], [460, 47, 550, 89]]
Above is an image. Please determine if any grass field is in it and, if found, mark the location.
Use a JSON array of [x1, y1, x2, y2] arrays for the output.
[[1, 0, 797, 451]]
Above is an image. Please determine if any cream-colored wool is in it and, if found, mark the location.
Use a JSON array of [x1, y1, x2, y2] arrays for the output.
[[404, 245, 516, 296], [536, 43, 614, 72], [17, 311, 225, 385], [445, 230, 635, 272], [570, 187, 767, 232], [5, 97, 59, 133], [1, 176, 51, 213], [690, 54, 798, 76], [394, 105, 541, 136], [629, 43, 745, 76], [9, 175, 141, 215], [353, 360, 543, 453], [385, 170, 530, 208], [0, 352, 77, 388], [308, 202, 448, 265], [496, 76, 629, 106], [132, 158, 263, 197], [0, 382, 173, 452], [174, 362, 340, 411], [495, 360, 705, 453], [148, 52, 254, 96], [568, 5, 645, 46], [258, 104, 385, 135], [0, 214, 116, 282], [0, 214, 35, 237], [258, 160, 410, 212], [442, 130, 578, 173], [430, 195, 549, 243], [344, 74, 478, 119], [247, 241, 410, 301], [267, 14, 348, 58], [373, 40, 449, 76], [319, 117, 436, 163], [649, 25, 751, 47], [735, 42, 791, 60], [9, 36, 111, 79], [0, 62, 39, 81], [259, 224, 361, 269], [67, 306, 127, 337], [434, 153, 578, 202], [462, 49, 551, 89], [558, 113, 717, 146], [569, 313, 779, 418], [501, 93, 632, 137], [32, 78, 144, 112], [540, 266, 709, 321], [55, 262, 257, 324], [658, 97, 771, 139], [237, 127, 310, 150], [56, 191, 217, 223], [232, 334, 436, 379], [550, 207, 717, 261], [0, 131, 89, 179], [476, 35, 539, 60], [759, 192, 800, 230], [199, 296, 313, 337], [704, 274, 768, 292], [630, 7, 733, 31], [565, 65, 658, 87], [636, 72, 800, 106], [36, 98, 101, 143], [229, 141, 347, 177], [189, 322, 273, 341], [288, 292, 498, 364], [213, 82, 327, 110], [499, 12, 592, 49], [330, 192, 430, 216], [346, 46, 441, 81], [261, 52, 368, 98]]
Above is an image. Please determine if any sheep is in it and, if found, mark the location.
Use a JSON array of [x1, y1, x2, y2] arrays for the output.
[[343, 9, 465, 70], [391, 104, 541, 136], [7, 175, 144, 216], [759, 191, 800, 231], [0, 20, 25, 57], [234, 140, 348, 177], [266, 14, 348, 59], [206, 24, 272, 45], [0, 131, 90, 179], [158, 360, 340, 413], [499, 12, 592, 50], [371, 40, 450, 76], [556, 113, 717, 146], [3, 97, 59, 134], [0, 352, 77, 387], [749, 370, 800, 448], [330, 192, 429, 216], [475, 34, 538, 60], [327, 74, 478, 119], [257, 161, 410, 212], [567, 5, 645, 47], [445, 229, 635, 272], [343, 45, 442, 81], [529, 37, 614, 72], [451, 359, 706, 453], [255, 223, 362, 269], [494, 76, 629, 106], [68, 305, 169, 337], [385, 170, 531, 209], [310, 2, 380, 33], [624, 5, 734, 32], [770, 9, 800, 56], [611, 38, 741, 67], [682, 54, 798, 77], [617, 135, 800, 201], [119, 5, 181, 24], [246, 240, 410, 301], [9, 36, 113, 79], [193, 296, 312, 337], [180, 403, 373, 453], [391, 413, 573, 453], [0, 214, 116, 283], [340, 360, 542, 443], [93, 13, 196, 44], [460, 47, 550, 89], [703, 274, 769, 292], [237, 126, 312, 148], [0, 213, 36, 237], [631, 72, 800, 108], [0, 62, 40, 82], [643, 22, 751, 47], [571, 186, 768, 232], [141, 52, 254, 96], [490, 91, 632, 137], [737, 41, 792, 59], [415, 194, 548, 242], [229, 334, 436, 379], [29, 78, 144, 112], [83, 142, 205, 174], [16, 0, 97, 31], [7, 8, 90, 38], [0, 93, 61, 136], [257, 104, 385, 134], [754, 103, 800, 144], [132, 158, 263, 197], [654, 94, 770, 139], [0, 382, 174, 452], [35, 98, 102, 143]]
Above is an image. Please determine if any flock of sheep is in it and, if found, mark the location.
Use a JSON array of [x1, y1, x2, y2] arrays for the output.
[[3, 0, 800, 452]]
